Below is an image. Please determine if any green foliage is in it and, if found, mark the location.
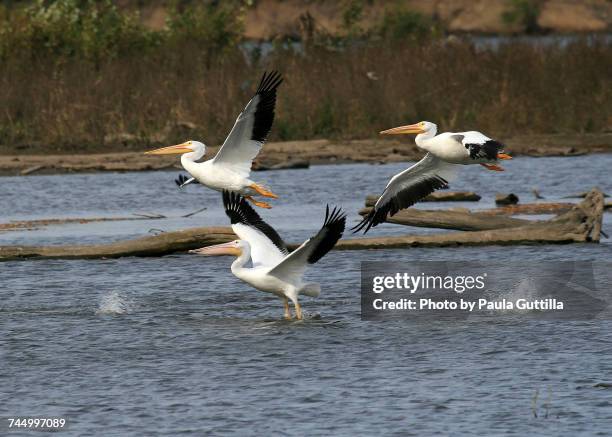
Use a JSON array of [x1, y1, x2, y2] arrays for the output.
[[274, 118, 297, 142], [502, 0, 541, 33], [313, 100, 336, 136], [165, 2, 243, 55], [0, 2, 608, 149], [0, 0, 157, 61], [342, 0, 364, 36], [0, 0, 242, 63], [378, 7, 436, 42]]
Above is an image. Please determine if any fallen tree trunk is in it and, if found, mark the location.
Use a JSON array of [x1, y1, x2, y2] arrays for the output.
[[0, 190, 603, 260], [365, 191, 480, 206], [342, 189, 604, 248], [479, 202, 577, 216], [564, 191, 609, 199], [358, 206, 532, 231], [0, 227, 236, 261]]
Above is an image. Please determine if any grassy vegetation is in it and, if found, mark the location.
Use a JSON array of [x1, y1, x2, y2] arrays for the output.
[[502, 0, 542, 34], [0, 1, 610, 153]]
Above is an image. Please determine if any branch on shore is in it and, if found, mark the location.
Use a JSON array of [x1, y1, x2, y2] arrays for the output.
[[358, 207, 531, 231], [479, 203, 577, 216], [345, 189, 604, 249], [3, 134, 612, 177]]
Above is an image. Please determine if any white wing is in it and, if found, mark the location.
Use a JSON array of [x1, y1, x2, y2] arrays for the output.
[[268, 206, 346, 283], [232, 223, 287, 267], [212, 71, 283, 178], [457, 131, 492, 145], [451, 131, 505, 161], [352, 153, 458, 233], [222, 191, 288, 268]]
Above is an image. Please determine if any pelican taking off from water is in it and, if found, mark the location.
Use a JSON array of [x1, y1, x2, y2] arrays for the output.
[[353, 121, 511, 233], [145, 71, 283, 208], [191, 191, 346, 320]]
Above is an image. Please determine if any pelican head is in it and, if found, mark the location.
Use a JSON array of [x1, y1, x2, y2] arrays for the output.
[[144, 140, 205, 156], [189, 240, 244, 257], [380, 121, 437, 135]]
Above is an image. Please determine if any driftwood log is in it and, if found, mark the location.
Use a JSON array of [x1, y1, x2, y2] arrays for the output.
[[0, 190, 604, 261], [342, 189, 604, 249], [479, 202, 576, 216], [365, 191, 480, 206], [0, 227, 235, 261], [358, 206, 532, 231], [565, 191, 609, 199]]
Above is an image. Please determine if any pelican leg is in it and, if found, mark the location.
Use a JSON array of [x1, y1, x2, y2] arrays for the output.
[[283, 298, 292, 320], [249, 183, 279, 199], [480, 163, 504, 171], [294, 301, 303, 320], [245, 196, 272, 209]]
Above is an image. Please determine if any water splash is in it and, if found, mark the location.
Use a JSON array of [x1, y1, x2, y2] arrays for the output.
[[96, 291, 133, 315]]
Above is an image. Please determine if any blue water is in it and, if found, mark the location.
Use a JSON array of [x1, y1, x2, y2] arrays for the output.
[[1, 156, 612, 436], [240, 34, 612, 61]]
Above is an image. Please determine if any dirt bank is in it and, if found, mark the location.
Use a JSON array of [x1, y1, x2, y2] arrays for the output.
[[0, 134, 610, 176], [131, 0, 612, 36]]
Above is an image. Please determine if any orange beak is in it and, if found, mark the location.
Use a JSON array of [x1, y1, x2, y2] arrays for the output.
[[144, 142, 192, 155], [189, 242, 241, 256], [380, 123, 425, 135]]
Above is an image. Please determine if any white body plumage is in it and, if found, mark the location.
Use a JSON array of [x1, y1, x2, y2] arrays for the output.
[[413, 123, 501, 165], [145, 71, 283, 208], [180, 146, 258, 195], [353, 120, 511, 234], [191, 192, 345, 320], [228, 243, 318, 300]]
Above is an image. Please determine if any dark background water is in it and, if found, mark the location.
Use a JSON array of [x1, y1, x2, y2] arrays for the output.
[[1, 156, 612, 436]]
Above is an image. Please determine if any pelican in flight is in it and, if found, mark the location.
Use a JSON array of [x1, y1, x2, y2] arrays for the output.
[[353, 121, 512, 233], [145, 71, 283, 208], [191, 191, 346, 320]]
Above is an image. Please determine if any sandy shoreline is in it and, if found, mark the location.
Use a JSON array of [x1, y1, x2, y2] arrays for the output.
[[1, 134, 611, 176]]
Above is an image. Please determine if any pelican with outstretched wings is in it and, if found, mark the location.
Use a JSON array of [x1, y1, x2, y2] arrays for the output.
[[191, 191, 346, 320], [145, 71, 283, 208], [353, 121, 511, 233]]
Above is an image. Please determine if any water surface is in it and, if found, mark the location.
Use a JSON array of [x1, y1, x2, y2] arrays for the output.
[[1, 156, 612, 435]]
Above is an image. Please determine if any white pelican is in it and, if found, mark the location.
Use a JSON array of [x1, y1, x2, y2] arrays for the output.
[[190, 191, 346, 320], [145, 71, 283, 209], [353, 121, 512, 233]]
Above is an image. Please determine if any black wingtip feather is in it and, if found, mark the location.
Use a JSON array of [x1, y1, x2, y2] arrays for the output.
[[221, 190, 288, 254], [351, 175, 449, 234], [351, 211, 376, 234], [251, 71, 283, 143], [307, 205, 346, 264], [257, 70, 283, 93]]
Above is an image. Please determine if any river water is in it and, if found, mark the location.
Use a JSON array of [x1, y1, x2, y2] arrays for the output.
[[1, 156, 611, 435]]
